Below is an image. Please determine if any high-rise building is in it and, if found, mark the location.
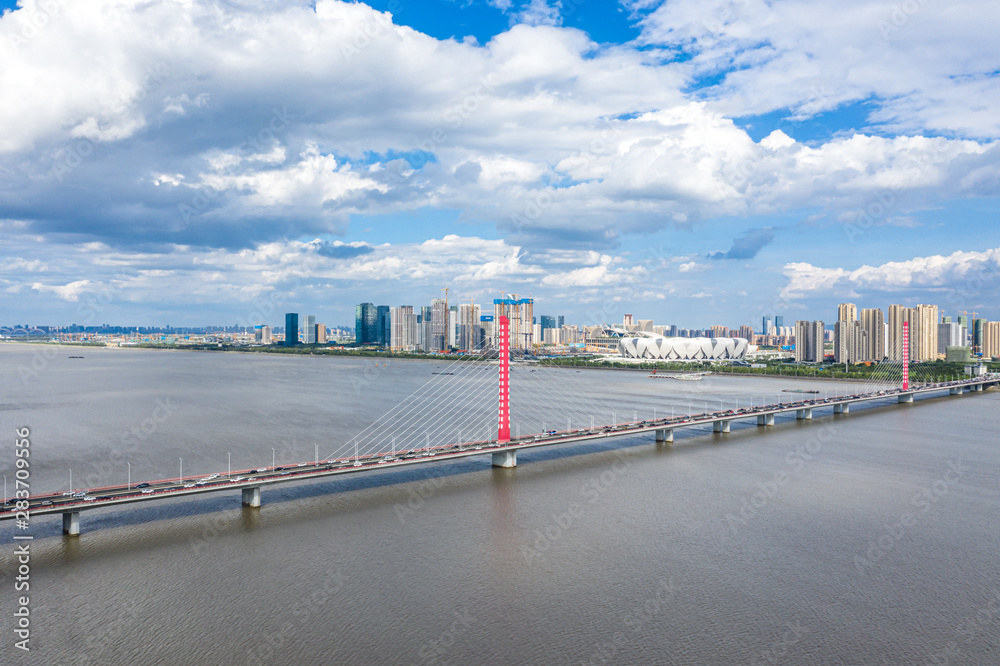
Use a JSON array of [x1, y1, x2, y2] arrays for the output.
[[355, 303, 379, 344], [860, 308, 885, 361], [837, 303, 858, 323], [377, 305, 391, 346], [983, 321, 1000, 358], [458, 303, 482, 351], [480, 315, 494, 349], [420, 306, 433, 351], [974, 319, 987, 354], [254, 325, 264, 343], [738, 324, 755, 341], [561, 325, 581, 344], [888, 305, 918, 361], [710, 325, 727, 338], [540, 315, 557, 335], [938, 322, 963, 354], [915, 304, 939, 360], [284, 313, 299, 346], [774, 315, 784, 329], [494, 295, 533, 349], [449, 305, 458, 349], [303, 314, 316, 344], [390, 306, 418, 351], [261, 325, 272, 344], [429, 298, 449, 352], [762, 316, 772, 336], [795, 320, 825, 362], [834, 320, 867, 364], [623, 314, 633, 326]]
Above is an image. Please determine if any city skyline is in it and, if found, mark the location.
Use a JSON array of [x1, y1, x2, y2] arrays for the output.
[[0, 1, 997, 326], [5, 291, 998, 334]]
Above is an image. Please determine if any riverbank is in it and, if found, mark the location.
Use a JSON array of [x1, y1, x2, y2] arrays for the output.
[[4, 339, 994, 382]]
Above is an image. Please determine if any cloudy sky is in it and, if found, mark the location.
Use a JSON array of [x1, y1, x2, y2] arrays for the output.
[[1, 0, 998, 330]]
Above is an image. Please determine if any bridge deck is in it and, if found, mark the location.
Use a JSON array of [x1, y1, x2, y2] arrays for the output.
[[2, 376, 996, 524]]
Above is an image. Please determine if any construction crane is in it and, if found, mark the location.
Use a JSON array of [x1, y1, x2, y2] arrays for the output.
[[961, 310, 979, 356]]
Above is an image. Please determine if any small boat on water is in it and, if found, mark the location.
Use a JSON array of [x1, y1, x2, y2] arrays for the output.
[[782, 389, 819, 394], [649, 369, 705, 381]]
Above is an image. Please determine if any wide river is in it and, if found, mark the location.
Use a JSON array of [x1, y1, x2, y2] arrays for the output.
[[1, 344, 998, 665]]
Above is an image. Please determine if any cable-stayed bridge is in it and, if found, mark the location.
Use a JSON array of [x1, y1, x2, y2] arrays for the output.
[[3, 319, 997, 535]]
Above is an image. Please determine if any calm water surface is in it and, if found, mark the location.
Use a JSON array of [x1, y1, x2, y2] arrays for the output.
[[1, 344, 999, 665]]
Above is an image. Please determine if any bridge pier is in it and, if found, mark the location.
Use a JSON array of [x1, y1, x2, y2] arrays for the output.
[[241, 486, 261, 508], [655, 428, 673, 443], [834, 403, 850, 414], [796, 408, 813, 420], [62, 511, 80, 536], [757, 414, 775, 427], [898, 393, 914, 403], [492, 449, 517, 468], [713, 420, 731, 433]]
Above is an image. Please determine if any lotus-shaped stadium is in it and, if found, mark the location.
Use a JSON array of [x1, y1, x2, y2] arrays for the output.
[[615, 331, 754, 360]]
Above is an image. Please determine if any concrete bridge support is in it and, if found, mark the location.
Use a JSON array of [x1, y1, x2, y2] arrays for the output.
[[713, 420, 731, 433], [898, 393, 914, 403], [834, 403, 850, 414], [757, 413, 775, 427], [241, 486, 261, 508], [655, 429, 674, 443], [796, 408, 813, 420], [492, 449, 517, 468], [62, 511, 80, 536]]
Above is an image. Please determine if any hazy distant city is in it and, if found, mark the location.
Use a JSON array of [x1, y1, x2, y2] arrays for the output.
[[6, 296, 997, 365]]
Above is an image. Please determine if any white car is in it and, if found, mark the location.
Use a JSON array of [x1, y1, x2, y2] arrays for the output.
[[184, 483, 196, 488], [141, 488, 155, 494], [83, 496, 97, 501], [229, 477, 246, 483]]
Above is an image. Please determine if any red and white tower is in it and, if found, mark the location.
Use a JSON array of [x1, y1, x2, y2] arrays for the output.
[[902, 321, 910, 391], [497, 315, 511, 443]]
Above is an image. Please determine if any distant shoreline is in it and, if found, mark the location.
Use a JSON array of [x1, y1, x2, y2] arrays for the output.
[[2, 340, 991, 383]]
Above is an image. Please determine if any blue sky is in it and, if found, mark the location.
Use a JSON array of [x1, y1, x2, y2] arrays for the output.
[[0, 0, 998, 329]]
